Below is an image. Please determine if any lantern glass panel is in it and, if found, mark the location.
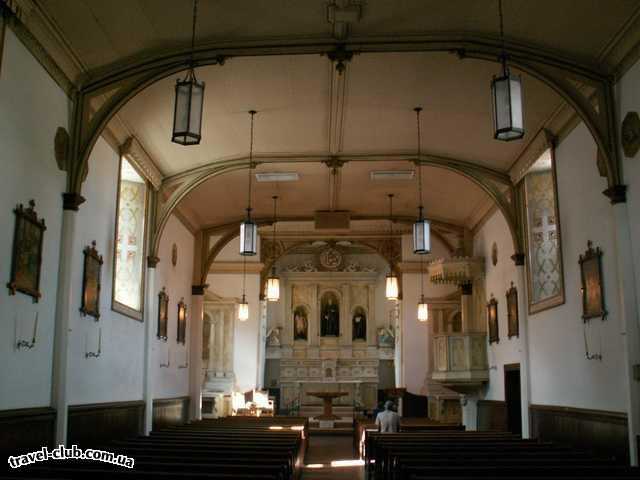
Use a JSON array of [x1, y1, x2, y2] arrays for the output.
[[266, 276, 280, 302], [386, 274, 399, 300], [240, 220, 258, 255], [172, 76, 205, 145], [238, 302, 249, 321], [492, 73, 524, 141], [417, 302, 429, 322], [413, 219, 431, 254]]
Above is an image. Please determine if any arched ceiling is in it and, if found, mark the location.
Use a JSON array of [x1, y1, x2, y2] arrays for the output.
[[27, 0, 640, 233]]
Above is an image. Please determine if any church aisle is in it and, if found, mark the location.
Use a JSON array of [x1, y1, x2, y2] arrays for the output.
[[302, 434, 364, 479]]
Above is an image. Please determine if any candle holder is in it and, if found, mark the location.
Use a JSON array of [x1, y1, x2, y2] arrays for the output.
[[85, 328, 102, 358], [160, 349, 171, 368], [16, 313, 38, 350]]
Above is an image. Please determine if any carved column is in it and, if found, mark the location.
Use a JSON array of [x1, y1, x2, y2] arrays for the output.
[[141, 255, 159, 435], [611, 202, 640, 465], [512, 254, 531, 438], [52, 193, 85, 444], [189, 285, 206, 421], [341, 283, 351, 345], [216, 312, 224, 374]]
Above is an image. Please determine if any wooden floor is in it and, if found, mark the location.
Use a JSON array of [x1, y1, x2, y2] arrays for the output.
[[302, 434, 364, 479]]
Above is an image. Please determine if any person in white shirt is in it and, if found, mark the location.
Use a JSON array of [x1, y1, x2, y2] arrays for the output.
[[375, 400, 400, 433]]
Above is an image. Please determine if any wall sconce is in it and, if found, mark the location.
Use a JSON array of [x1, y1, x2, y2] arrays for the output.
[[85, 328, 102, 359], [16, 313, 38, 350]]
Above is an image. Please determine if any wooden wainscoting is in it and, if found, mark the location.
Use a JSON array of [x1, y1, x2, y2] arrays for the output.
[[68, 400, 144, 447], [0, 407, 55, 451], [477, 399, 508, 431], [152, 396, 190, 431], [530, 404, 629, 463]]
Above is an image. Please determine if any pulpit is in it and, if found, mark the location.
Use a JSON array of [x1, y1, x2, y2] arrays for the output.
[[307, 391, 348, 420]]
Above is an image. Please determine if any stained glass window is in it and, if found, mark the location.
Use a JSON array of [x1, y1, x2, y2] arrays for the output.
[[113, 157, 148, 318], [524, 149, 565, 313]]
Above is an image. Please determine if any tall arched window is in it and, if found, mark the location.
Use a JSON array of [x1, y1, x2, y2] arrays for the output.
[[112, 157, 148, 320]]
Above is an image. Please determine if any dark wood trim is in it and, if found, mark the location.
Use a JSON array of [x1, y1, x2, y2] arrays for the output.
[[68, 400, 144, 447], [152, 396, 190, 431], [477, 399, 508, 432], [530, 404, 629, 463], [0, 406, 56, 451]]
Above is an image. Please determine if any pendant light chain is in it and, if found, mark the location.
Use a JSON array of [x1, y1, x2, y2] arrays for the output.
[[498, 0, 508, 73], [247, 110, 256, 217], [388, 194, 394, 237], [415, 107, 424, 220], [272, 195, 278, 264], [190, 0, 199, 54]]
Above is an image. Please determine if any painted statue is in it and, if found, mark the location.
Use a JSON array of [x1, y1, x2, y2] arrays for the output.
[[352, 307, 367, 341], [293, 306, 308, 340], [321, 292, 340, 336]]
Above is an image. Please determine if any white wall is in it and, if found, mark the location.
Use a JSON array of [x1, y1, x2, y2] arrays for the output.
[[152, 214, 194, 399], [67, 138, 145, 405], [0, 29, 69, 410], [472, 123, 627, 413], [401, 234, 455, 395], [66, 139, 194, 405], [616, 59, 640, 327], [473, 211, 521, 401], [206, 272, 261, 392]]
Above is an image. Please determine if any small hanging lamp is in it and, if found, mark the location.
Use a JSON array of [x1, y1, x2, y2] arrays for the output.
[[491, 0, 524, 141], [266, 196, 281, 302], [413, 107, 431, 254], [385, 194, 399, 301], [171, 0, 205, 146], [240, 110, 259, 256], [417, 255, 429, 322], [238, 256, 249, 321]]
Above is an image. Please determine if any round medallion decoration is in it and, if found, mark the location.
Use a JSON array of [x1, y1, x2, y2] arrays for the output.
[[319, 247, 343, 271], [171, 243, 178, 267], [491, 242, 498, 266]]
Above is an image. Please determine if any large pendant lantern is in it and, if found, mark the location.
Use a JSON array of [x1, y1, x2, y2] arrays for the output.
[[240, 110, 259, 256], [413, 107, 431, 254], [171, 0, 205, 146], [491, 0, 524, 142], [266, 196, 281, 302], [385, 194, 399, 301]]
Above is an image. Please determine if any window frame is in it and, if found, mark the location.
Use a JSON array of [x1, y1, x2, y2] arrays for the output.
[[111, 155, 150, 321], [522, 147, 566, 315]]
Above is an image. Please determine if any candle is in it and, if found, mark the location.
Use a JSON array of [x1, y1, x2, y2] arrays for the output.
[[98, 328, 102, 353], [32, 313, 39, 343]]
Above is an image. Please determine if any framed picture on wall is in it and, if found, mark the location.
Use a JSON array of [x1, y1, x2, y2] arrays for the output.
[[7, 200, 46, 301], [506, 282, 519, 338], [80, 241, 103, 319], [487, 296, 499, 344], [157, 288, 169, 341], [177, 298, 187, 344], [579, 241, 607, 321]]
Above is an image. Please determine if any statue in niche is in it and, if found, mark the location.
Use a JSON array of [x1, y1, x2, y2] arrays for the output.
[[267, 326, 282, 347], [352, 306, 367, 341], [320, 292, 340, 336], [293, 306, 308, 340]]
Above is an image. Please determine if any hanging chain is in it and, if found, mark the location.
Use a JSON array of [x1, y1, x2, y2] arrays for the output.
[[415, 107, 424, 219], [420, 252, 424, 299], [388, 194, 394, 238], [272, 195, 278, 262], [191, 0, 198, 54], [247, 111, 256, 216], [498, 0, 508, 71], [242, 254, 247, 298]]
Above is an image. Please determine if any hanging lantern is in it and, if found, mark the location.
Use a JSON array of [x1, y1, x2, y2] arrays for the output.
[[240, 209, 258, 256], [238, 295, 249, 321], [266, 268, 280, 302], [386, 273, 399, 301], [171, 69, 205, 145], [491, 61, 524, 141], [413, 207, 431, 254], [417, 296, 429, 322]]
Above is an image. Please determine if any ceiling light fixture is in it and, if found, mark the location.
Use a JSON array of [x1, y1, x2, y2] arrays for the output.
[[417, 253, 429, 322], [238, 254, 249, 321], [266, 195, 281, 302], [240, 110, 259, 256], [171, 0, 205, 146], [491, 0, 524, 141], [413, 107, 431, 255], [385, 194, 399, 301]]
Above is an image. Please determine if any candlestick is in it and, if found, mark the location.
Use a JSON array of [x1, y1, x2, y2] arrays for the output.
[[32, 313, 38, 343], [98, 328, 102, 352]]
